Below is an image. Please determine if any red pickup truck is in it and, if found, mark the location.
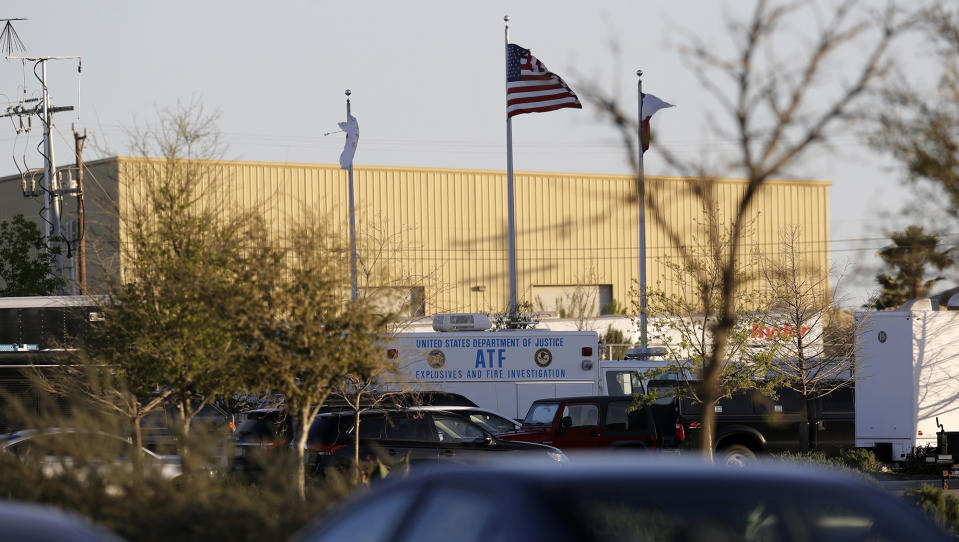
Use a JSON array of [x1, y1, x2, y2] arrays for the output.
[[498, 395, 662, 451]]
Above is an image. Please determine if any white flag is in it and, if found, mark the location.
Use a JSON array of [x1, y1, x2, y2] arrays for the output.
[[641, 93, 674, 120], [338, 113, 359, 170]]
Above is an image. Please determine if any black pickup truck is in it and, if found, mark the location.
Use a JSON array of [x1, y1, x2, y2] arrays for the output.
[[647, 380, 855, 464]]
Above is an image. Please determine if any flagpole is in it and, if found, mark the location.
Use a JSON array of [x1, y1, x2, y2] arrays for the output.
[[505, 15, 518, 312], [346, 89, 358, 302], [637, 69, 649, 352]]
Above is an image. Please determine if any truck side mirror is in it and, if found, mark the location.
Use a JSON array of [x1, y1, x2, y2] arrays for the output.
[[561, 416, 573, 430]]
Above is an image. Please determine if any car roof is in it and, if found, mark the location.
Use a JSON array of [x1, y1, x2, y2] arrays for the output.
[[529, 395, 636, 405], [0, 501, 124, 542], [0, 428, 163, 459], [391, 454, 877, 490], [406, 405, 511, 416]]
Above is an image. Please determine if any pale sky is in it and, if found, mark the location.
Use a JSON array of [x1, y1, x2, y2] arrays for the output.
[[1, 0, 951, 308]]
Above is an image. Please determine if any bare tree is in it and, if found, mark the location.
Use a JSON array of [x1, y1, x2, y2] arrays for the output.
[[534, 269, 604, 330], [642, 210, 781, 405], [582, 0, 909, 455], [328, 373, 407, 484], [871, 4, 959, 221], [33, 360, 171, 456], [251, 218, 394, 501], [354, 214, 450, 323], [758, 225, 860, 450]]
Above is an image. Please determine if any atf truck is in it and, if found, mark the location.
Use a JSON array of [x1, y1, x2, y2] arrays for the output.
[[855, 299, 959, 462], [386, 314, 665, 418]]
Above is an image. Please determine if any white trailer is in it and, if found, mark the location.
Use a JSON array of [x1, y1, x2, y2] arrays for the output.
[[386, 315, 665, 418], [855, 304, 959, 461]]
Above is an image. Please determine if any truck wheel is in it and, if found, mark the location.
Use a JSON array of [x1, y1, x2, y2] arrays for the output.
[[720, 445, 755, 467]]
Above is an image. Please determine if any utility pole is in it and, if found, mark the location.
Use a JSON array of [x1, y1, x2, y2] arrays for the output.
[[5, 55, 80, 292], [73, 125, 87, 294]]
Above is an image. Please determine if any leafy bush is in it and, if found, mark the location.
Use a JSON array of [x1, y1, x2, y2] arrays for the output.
[[901, 445, 943, 475], [906, 484, 959, 535], [770, 450, 878, 485], [0, 447, 348, 542], [837, 448, 882, 473], [773, 450, 831, 465], [0, 381, 362, 542]]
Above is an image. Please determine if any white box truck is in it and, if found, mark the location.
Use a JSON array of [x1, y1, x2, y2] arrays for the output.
[[386, 314, 667, 418], [855, 304, 959, 461]]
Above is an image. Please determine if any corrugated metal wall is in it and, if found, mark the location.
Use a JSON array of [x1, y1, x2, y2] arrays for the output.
[[2, 158, 830, 315]]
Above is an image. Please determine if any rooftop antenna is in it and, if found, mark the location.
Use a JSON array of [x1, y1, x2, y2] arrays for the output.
[[0, 18, 26, 56]]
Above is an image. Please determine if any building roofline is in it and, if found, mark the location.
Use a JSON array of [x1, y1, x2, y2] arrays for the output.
[[3, 156, 832, 187]]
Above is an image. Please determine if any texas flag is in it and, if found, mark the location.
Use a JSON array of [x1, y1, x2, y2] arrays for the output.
[[641, 93, 674, 152]]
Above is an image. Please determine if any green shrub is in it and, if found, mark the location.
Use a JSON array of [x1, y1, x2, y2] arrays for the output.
[[770, 450, 879, 485], [0, 431, 354, 542], [0, 382, 361, 542], [837, 448, 882, 473], [901, 445, 943, 475], [773, 450, 830, 465], [906, 484, 959, 535]]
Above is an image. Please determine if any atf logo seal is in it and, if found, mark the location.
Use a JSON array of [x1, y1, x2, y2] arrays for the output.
[[427, 349, 446, 369], [534, 348, 552, 368]]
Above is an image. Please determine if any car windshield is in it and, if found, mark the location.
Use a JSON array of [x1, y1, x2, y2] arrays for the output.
[[236, 413, 289, 442], [467, 412, 516, 434], [524, 403, 559, 425], [554, 480, 920, 542]]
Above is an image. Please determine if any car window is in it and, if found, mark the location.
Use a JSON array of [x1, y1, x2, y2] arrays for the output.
[[300, 486, 417, 542], [561, 404, 599, 428], [307, 416, 343, 446], [397, 485, 498, 542], [524, 403, 559, 424], [431, 414, 486, 443], [356, 416, 387, 439], [605, 400, 652, 433], [467, 412, 516, 434], [236, 415, 289, 442], [561, 481, 924, 542], [606, 370, 642, 395], [384, 413, 434, 441], [604, 401, 630, 432], [647, 380, 680, 406]]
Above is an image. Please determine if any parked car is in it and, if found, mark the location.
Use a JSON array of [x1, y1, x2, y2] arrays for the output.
[[304, 409, 566, 473], [232, 392, 482, 470], [647, 379, 855, 464], [0, 500, 124, 542], [289, 456, 951, 542], [0, 428, 183, 484], [141, 401, 235, 455], [230, 408, 295, 474], [404, 405, 521, 434], [498, 395, 659, 451]]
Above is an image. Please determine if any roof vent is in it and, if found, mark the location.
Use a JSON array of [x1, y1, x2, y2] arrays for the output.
[[947, 294, 959, 310], [432, 313, 493, 332]]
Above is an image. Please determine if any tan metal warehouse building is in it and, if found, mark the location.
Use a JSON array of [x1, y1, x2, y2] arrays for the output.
[[1, 158, 830, 317]]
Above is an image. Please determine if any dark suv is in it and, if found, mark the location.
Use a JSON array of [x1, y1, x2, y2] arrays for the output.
[[498, 396, 659, 451], [304, 409, 566, 473], [647, 380, 855, 463]]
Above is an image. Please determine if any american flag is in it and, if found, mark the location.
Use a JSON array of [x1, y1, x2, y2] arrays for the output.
[[506, 44, 581, 118]]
